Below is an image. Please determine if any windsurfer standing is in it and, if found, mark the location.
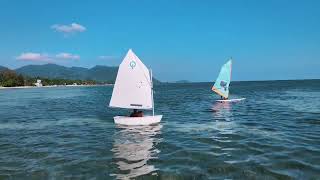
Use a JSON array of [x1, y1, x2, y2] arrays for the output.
[[221, 96, 228, 100]]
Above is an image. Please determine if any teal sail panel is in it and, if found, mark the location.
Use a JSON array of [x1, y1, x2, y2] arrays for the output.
[[212, 60, 232, 98]]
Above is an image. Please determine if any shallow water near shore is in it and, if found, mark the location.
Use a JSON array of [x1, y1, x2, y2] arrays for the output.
[[0, 80, 320, 179]]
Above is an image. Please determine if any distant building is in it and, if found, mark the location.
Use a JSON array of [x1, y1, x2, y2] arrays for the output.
[[34, 79, 43, 87]]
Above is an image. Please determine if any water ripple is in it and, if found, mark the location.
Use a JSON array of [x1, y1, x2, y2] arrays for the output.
[[0, 81, 320, 179]]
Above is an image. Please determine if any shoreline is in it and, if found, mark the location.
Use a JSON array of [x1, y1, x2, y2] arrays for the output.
[[0, 84, 113, 90]]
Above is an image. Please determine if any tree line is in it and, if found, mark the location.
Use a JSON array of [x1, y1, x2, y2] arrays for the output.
[[0, 69, 99, 87]]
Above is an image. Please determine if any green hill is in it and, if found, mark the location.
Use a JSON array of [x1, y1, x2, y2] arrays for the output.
[[15, 64, 160, 83], [0, 66, 9, 72], [87, 65, 118, 82], [174, 80, 191, 83], [15, 64, 87, 80]]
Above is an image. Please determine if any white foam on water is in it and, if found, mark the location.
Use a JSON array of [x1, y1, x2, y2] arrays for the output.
[[0, 118, 112, 130], [242, 126, 284, 141], [168, 119, 237, 136], [262, 90, 320, 114]]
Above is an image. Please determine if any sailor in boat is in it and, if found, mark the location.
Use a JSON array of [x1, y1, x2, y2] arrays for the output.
[[130, 109, 144, 117]]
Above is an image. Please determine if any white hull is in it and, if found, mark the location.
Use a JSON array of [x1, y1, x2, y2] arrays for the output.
[[215, 98, 246, 102], [114, 115, 162, 126]]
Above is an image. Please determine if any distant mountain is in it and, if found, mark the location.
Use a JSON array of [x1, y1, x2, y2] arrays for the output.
[[14, 63, 161, 83], [0, 66, 9, 72], [173, 80, 191, 83], [15, 64, 116, 83], [87, 65, 118, 82]]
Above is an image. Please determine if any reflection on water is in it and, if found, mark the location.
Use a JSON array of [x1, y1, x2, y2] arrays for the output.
[[211, 102, 235, 135], [111, 124, 162, 179], [212, 101, 231, 111], [212, 102, 232, 120]]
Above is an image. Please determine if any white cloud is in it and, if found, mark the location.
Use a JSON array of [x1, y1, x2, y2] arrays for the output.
[[16, 52, 80, 62], [16, 52, 50, 61], [56, 53, 80, 60], [98, 55, 117, 60], [51, 23, 86, 34]]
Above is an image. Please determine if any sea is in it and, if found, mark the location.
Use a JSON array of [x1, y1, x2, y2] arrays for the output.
[[0, 80, 319, 179]]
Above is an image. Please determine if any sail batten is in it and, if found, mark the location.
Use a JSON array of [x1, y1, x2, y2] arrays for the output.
[[109, 49, 153, 110], [212, 60, 232, 99]]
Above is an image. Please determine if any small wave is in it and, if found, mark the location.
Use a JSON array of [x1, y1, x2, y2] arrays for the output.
[[0, 118, 112, 130]]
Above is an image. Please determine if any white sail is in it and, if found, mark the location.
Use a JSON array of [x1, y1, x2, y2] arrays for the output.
[[109, 49, 153, 109], [212, 60, 232, 99]]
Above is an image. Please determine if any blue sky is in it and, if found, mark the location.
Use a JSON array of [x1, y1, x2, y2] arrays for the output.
[[0, 0, 319, 81]]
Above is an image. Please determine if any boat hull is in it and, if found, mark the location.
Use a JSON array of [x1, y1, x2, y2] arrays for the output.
[[114, 115, 162, 126]]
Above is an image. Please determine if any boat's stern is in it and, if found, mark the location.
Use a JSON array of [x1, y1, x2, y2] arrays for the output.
[[114, 115, 162, 126]]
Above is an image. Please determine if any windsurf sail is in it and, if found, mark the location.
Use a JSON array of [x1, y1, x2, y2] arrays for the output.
[[109, 49, 153, 109], [212, 59, 232, 99]]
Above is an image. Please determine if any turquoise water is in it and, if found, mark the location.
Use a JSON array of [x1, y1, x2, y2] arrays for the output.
[[0, 80, 320, 179]]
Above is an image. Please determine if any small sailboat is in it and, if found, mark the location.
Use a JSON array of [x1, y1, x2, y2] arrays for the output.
[[109, 49, 162, 125], [212, 59, 245, 102]]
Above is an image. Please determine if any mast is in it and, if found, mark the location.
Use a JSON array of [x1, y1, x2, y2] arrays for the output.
[[150, 69, 154, 116], [230, 57, 232, 84]]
